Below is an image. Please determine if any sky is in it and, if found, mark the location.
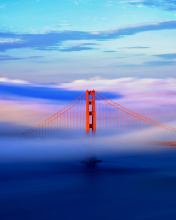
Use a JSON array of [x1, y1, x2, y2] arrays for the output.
[[0, 0, 176, 135], [1, 0, 176, 82]]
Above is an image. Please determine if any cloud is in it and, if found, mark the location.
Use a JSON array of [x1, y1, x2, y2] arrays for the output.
[[0, 20, 176, 51], [0, 79, 120, 102], [112, 58, 176, 67], [0, 55, 43, 61], [144, 60, 176, 66], [0, 83, 84, 102], [61, 77, 176, 108], [0, 39, 22, 43], [119, 46, 150, 49], [60, 46, 94, 52], [0, 77, 29, 84], [104, 50, 116, 52], [83, 18, 108, 21], [119, 0, 176, 11], [59, 24, 72, 27], [0, 55, 24, 61], [60, 43, 97, 52], [154, 53, 176, 59]]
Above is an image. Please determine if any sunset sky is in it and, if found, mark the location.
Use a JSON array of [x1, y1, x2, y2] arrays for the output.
[[0, 0, 176, 133]]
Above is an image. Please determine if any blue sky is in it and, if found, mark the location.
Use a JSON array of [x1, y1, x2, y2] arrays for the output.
[[0, 0, 176, 82]]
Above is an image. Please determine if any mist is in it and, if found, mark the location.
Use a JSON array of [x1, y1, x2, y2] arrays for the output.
[[0, 123, 175, 164]]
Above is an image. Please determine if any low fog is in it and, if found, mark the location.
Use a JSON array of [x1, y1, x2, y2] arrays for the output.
[[0, 121, 175, 164]]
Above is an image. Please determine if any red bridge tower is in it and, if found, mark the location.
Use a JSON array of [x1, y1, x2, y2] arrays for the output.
[[86, 90, 96, 133]]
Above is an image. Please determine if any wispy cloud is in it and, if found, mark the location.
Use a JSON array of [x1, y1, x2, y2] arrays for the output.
[[144, 60, 176, 66], [60, 46, 93, 52], [0, 55, 24, 61], [0, 82, 84, 102], [119, 0, 176, 11], [0, 78, 119, 102], [59, 24, 72, 27], [104, 50, 116, 52], [83, 18, 108, 21], [0, 20, 176, 52], [60, 43, 97, 52], [119, 46, 150, 49], [0, 77, 29, 84], [154, 53, 176, 59], [0, 55, 43, 61], [61, 77, 176, 111]]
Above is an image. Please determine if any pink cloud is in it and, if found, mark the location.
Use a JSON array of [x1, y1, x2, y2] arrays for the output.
[[60, 77, 176, 123]]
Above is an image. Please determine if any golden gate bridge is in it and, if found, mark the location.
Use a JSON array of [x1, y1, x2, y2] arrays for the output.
[[23, 90, 176, 141]]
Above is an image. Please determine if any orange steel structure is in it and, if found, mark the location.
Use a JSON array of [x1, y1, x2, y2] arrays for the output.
[[86, 90, 96, 133]]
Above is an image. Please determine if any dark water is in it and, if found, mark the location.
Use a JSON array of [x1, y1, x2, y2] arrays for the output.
[[1, 150, 176, 220]]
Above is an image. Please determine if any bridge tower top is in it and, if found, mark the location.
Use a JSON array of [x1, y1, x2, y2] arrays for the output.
[[86, 90, 96, 133]]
